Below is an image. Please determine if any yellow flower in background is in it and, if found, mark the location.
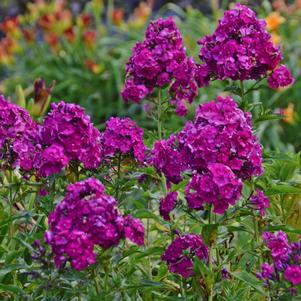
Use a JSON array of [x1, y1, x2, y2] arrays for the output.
[[129, 1, 152, 28], [271, 32, 281, 45], [265, 12, 285, 31], [85, 59, 103, 74], [283, 103, 295, 124]]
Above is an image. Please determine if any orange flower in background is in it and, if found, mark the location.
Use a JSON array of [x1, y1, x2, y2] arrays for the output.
[[265, 12, 285, 31], [85, 59, 102, 74], [0, 16, 19, 36], [83, 30, 97, 49], [0, 37, 21, 65], [64, 27, 76, 43], [129, 1, 153, 28], [38, 9, 72, 33], [271, 32, 281, 45], [0, 48, 12, 66], [283, 103, 295, 124], [112, 9, 124, 26], [78, 13, 93, 28], [22, 28, 36, 43], [44, 32, 60, 52]]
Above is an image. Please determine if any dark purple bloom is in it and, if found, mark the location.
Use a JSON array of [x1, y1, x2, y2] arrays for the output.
[[185, 163, 242, 214], [124, 215, 145, 246], [122, 17, 198, 116], [267, 65, 295, 89], [178, 96, 263, 180], [101, 117, 146, 162], [36, 101, 101, 176], [151, 135, 187, 184], [45, 178, 144, 270], [197, 4, 285, 84], [159, 191, 178, 221], [34, 144, 69, 178], [284, 266, 301, 286], [262, 231, 291, 263], [121, 80, 149, 103], [0, 95, 38, 171], [222, 268, 229, 279], [250, 189, 269, 216], [257, 263, 274, 280], [161, 234, 208, 278]]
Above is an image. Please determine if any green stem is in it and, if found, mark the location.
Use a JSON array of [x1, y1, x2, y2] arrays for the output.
[[114, 153, 122, 200], [157, 90, 163, 140], [93, 268, 101, 295], [253, 214, 262, 266], [208, 206, 214, 301]]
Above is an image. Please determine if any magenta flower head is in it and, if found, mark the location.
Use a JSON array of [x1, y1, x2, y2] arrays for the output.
[[151, 135, 187, 184], [122, 17, 198, 116], [185, 163, 242, 214], [101, 117, 146, 162], [267, 65, 295, 89], [161, 234, 208, 278], [262, 231, 291, 263], [196, 4, 284, 84], [34, 144, 69, 178], [45, 178, 144, 270], [159, 191, 178, 221], [0, 95, 38, 171], [179, 96, 263, 180], [257, 263, 274, 280], [250, 189, 269, 216], [36, 101, 101, 177], [284, 266, 301, 286]]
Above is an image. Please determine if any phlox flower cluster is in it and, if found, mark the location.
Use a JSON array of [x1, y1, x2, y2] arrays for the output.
[[161, 234, 208, 278], [121, 17, 198, 116], [36, 101, 101, 177], [0, 95, 38, 171], [0, 97, 146, 178], [101, 117, 146, 162], [267, 64, 294, 89], [257, 231, 301, 288], [45, 178, 144, 270], [196, 4, 294, 89], [250, 189, 269, 216], [152, 96, 263, 215]]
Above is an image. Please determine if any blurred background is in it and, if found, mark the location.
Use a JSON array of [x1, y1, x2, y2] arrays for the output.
[[0, 0, 300, 151]]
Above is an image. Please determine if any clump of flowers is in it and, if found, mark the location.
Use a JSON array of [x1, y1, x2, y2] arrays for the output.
[[258, 231, 301, 293], [262, 231, 291, 264], [36, 101, 101, 177], [0, 95, 38, 170], [151, 96, 262, 214], [151, 135, 187, 184], [159, 191, 178, 221], [267, 65, 295, 89], [161, 234, 208, 278], [185, 163, 242, 214], [196, 4, 293, 87], [250, 189, 269, 216], [121, 17, 198, 115], [179, 96, 263, 180], [45, 178, 144, 270], [101, 117, 146, 162]]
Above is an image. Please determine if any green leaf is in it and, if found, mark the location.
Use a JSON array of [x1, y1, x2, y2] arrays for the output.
[[265, 184, 301, 196], [264, 225, 301, 235], [202, 224, 219, 246], [224, 86, 242, 96], [231, 270, 268, 296], [134, 209, 160, 221], [0, 284, 23, 295], [0, 264, 25, 278], [254, 114, 281, 123]]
